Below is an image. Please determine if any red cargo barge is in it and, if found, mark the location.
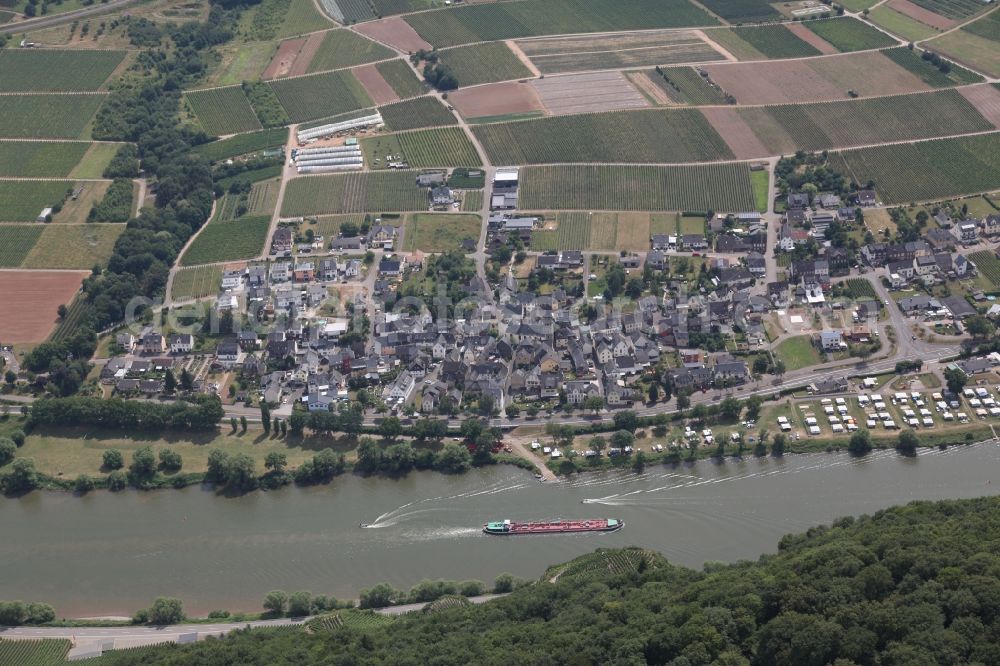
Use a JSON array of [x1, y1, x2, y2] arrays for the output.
[[482, 518, 623, 535]]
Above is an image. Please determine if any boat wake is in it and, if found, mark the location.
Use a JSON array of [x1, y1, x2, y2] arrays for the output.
[[360, 479, 530, 529]]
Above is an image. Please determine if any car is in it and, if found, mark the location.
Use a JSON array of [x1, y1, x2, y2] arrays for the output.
[[912, 335, 916, 340], [691, 252, 700, 257]]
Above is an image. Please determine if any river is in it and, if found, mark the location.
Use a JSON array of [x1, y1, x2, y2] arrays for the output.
[[2, 444, 999, 616]]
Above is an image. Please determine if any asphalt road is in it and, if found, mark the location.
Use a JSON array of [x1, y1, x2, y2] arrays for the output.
[[0, 0, 139, 35]]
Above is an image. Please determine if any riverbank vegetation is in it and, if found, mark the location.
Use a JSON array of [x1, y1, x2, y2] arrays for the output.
[[16, 495, 1000, 664]]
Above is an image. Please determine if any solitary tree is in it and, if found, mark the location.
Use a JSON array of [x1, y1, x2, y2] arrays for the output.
[[263, 590, 287, 615], [163, 369, 176, 394], [589, 436, 606, 456], [848, 429, 873, 456], [240, 416, 248, 433], [129, 446, 157, 480], [287, 591, 312, 617], [179, 368, 194, 392], [261, 402, 271, 433], [148, 597, 184, 625], [103, 449, 124, 470], [944, 367, 967, 396], [265, 451, 287, 474], [771, 433, 786, 457], [897, 430, 919, 456]]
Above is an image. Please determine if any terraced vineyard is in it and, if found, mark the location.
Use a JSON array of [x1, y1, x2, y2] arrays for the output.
[[0, 140, 89, 177], [0, 225, 43, 267], [186, 86, 262, 136], [828, 132, 1000, 204], [473, 108, 733, 164], [0, 49, 125, 92], [0, 638, 70, 665], [969, 251, 1000, 286], [438, 42, 533, 86], [306, 29, 394, 72], [803, 17, 896, 52], [376, 59, 427, 99], [194, 127, 288, 162], [269, 69, 373, 123], [380, 97, 457, 131], [0, 94, 106, 139], [282, 171, 429, 215], [520, 164, 755, 212], [180, 215, 271, 266]]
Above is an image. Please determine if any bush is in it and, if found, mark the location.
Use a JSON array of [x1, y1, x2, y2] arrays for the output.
[[107, 469, 127, 491], [147, 597, 184, 624], [159, 448, 183, 472], [74, 474, 94, 493], [0, 438, 15, 466], [10, 430, 25, 447], [103, 449, 124, 470]]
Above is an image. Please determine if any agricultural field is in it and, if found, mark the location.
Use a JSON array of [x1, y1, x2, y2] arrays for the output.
[[929, 20, 1000, 78], [828, 131, 1000, 204], [751, 169, 769, 213], [0, 180, 72, 222], [403, 0, 718, 49], [969, 251, 1000, 287], [402, 213, 481, 252], [774, 335, 822, 371], [181, 215, 270, 266], [518, 164, 756, 212], [530, 212, 591, 251], [736, 89, 992, 154], [696, 0, 780, 22], [379, 96, 456, 131], [472, 108, 732, 165], [0, 270, 89, 343], [643, 66, 730, 105], [281, 171, 429, 215], [0, 94, 105, 139], [961, 6, 1000, 41], [516, 30, 727, 74], [0, 225, 43, 267], [19, 224, 123, 269], [719, 25, 820, 59], [842, 278, 878, 299], [69, 142, 125, 178], [881, 47, 983, 87], [0, 49, 125, 92], [248, 177, 281, 216], [362, 127, 482, 168], [306, 29, 394, 73], [194, 127, 288, 162], [802, 17, 897, 52], [376, 59, 427, 99], [171, 265, 225, 300], [531, 71, 649, 115], [868, 5, 940, 41], [269, 69, 372, 123], [205, 40, 278, 88], [0, 140, 89, 177], [275, 0, 337, 37], [438, 42, 534, 86], [185, 86, 262, 136], [0, 639, 70, 665], [460, 190, 483, 211], [906, 0, 985, 20]]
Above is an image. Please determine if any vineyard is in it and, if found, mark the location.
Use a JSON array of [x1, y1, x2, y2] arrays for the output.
[[803, 17, 896, 52], [0, 638, 70, 665], [403, 0, 718, 48], [969, 251, 1000, 287], [248, 178, 279, 215], [438, 42, 533, 86], [724, 24, 820, 59], [425, 596, 472, 613], [518, 30, 726, 74], [0, 49, 125, 92], [519, 164, 756, 211], [171, 264, 225, 300], [908, 0, 984, 19], [547, 547, 661, 581], [281, 171, 429, 215], [194, 127, 288, 162], [829, 132, 1000, 204], [0, 94, 105, 139], [185, 86, 262, 136], [842, 278, 878, 299], [181, 215, 271, 266], [269, 69, 373, 123], [472, 108, 733, 165], [738, 89, 993, 153], [0, 225, 43, 267], [306, 29, 394, 73], [22, 224, 124, 269], [380, 97, 457, 131], [363, 127, 481, 168], [461, 190, 483, 211], [696, 0, 779, 22], [530, 212, 592, 251], [50, 295, 92, 341], [376, 59, 427, 99], [0, 180, 70, 222], [0, 140, 89, 178], [881, 47, 983, 87], [645, 66, 730, 105]]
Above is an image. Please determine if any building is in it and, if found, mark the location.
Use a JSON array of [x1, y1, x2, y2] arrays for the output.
[[819, 330, 845, 351], [431, 186, 454, 206], [416, 172, 446, 188], [168, 333, 193, 354], [956, 222, 978, 244], [271, 227, 293, 255], [367, 224, 398, 249]]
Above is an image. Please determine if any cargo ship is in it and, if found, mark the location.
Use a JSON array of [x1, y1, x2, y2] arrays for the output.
[[482, 518, 623, 535]]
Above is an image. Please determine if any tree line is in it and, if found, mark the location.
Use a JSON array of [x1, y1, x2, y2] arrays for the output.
[[29, 396, 224, 432]]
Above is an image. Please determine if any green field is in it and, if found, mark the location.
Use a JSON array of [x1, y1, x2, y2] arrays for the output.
[[906, 0, 985, 20], [194, 127, 288, 162], [0, 141, 89, 177], [0, 49, 124, 92], [0, 225, 43, 267], [881, 47, 983, 87], [0, 94, 105, 139], [276, 0, 336, 37], [751, 169, 769, 213], [519, 164, 755, 212], [723, 25, 820, 59], [0, 639, 70, 665], [402, 213, 481, 251], [69, 142, 125, 178], [363, 127, 481, 168], [697, 0, 780, 22], [380, 96, 456, 131], [171, 265, 225, 301], [185, 86, 262, 136], [404, 0, 718, 49], [473, 108, 732, 165], [376, 59, 427, 99], [774, 335, 822, 371], [269, 69, 373, 123], [962, 6, 1000, 40], [928, 28, 1000, 78], [530, 212, 591, 251], [738, 89, 992, 154], [438, 42, 534, 86], [868, 6, 940, 41], [803, 17, 896, 52], [21, 223, 124, 269], [181, 215, 270, 266], [306, 29, 394, 73], [282, 171, 429, 215], [828, 132, 1000, 204], [645, 67, 730, 105], [0, 180, 71, 221]]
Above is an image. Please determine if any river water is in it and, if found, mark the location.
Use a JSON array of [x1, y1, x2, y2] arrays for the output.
[[2, 444, 999, 616]]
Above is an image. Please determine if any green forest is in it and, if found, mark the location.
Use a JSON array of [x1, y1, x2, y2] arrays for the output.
[[76, 495, 1000, 665]]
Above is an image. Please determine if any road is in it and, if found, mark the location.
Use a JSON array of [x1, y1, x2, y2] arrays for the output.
[[0, 0, 140, 35]]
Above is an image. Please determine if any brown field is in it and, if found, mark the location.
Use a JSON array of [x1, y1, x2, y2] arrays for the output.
[[355, 17, 432, 53], [958, 83, 1000, 128], [627, 71, 676, 105], [700, 107, 772, 159], [0, 270, 88, 343], [615, 212, 652, 251], [808, 51, 930, 97], [263, 37, 306, 79], [353, 63, 399, 105], [785, 22, 839, 55], [888, 0, 956, 29], [531, 71, 649, 115], [448, 81, 545, 118], [288, 31, 325, 77]]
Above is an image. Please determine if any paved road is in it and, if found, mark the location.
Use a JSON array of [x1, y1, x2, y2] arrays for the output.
[[0, 0, 139, 35]]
